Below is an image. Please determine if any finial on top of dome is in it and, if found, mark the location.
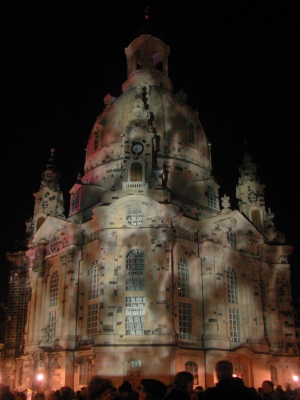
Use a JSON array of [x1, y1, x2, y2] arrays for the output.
[[137, 4, 160, 37], [49, 148, 56, 163], [145, 6, 150, 21]]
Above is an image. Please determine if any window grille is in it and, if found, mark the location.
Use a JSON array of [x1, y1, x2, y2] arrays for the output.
[[50, 271, 59, 307], [48, 310, 56, 340], [227, 267, 238, 304], [229, 308, 240, 342], [89, 261, 100, 299], [87, 303, 98, 334], [126, 250, 145, 291], [207, 186, 217, 208], [185, 361, 198, 384], [126, 297, 145, 335], [72, 189, 81, 213], [178, 302, 192, 339], [178, 258, 190, 298]]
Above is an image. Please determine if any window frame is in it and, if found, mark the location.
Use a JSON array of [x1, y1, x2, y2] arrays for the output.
[[206, 186, 218, 208], [125, 296, 145, 335], [178, 302, 192, 339], [178, 258, 190, 298], [126, 250, 145, 291], [89, 261, 100, 299]]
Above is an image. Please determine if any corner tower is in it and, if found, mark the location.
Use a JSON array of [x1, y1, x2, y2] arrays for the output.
[[236, 153, 266, 229], [26, 149, 65, 237], [236, 153, 285, 242]]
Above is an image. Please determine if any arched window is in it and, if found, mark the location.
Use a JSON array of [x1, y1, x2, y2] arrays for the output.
[[50, 236, 59, 253], [227, 267, 238, 304], [206, 186, 217, 208], [251, 209, 262, 228], [178, 258, 190, 297], [89, 261, 100, 299], [233, 363, 245, 379], [127, 360, 142, 390], [50, 271, 59, 307], [185, 361, 198, 385], [36, 217, 45, 231], [126, 250, 145, 291], [248, 192, 258, 203], [130, 162, 142, 181], [71, 188, 81, 213], [227, 229, 237, 248]]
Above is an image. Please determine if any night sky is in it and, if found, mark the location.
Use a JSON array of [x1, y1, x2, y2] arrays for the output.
[[1, 2, 299, 307]]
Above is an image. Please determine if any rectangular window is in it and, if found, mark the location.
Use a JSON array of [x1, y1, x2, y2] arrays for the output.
[[94, 127, 103, 150], [207, 186, 217, 208], [90, 231, 100, 241], [178, 302, 192, 339], [189, 123, 195, 144], [229, 308, 240, 342], [178, 265, 190, 298], [126, 250, 145, 291], [48, 310, 56, 340], [125, 297, 145, 335], [79, 360, 91, 385], [87, 303, 98, 334], [227, 268, 238, 304], [178, 228, 190, 240], [89, 262, 100, 300], [185, 362, 198, 385], [50, 273, 59, 307], [72, 189, 81, 213]]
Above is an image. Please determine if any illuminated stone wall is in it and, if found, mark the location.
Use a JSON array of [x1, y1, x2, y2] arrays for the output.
[[1, 33, 299, 393]]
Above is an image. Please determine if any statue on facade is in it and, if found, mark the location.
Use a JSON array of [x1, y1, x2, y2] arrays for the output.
[[128, 99, 148, 127], [41, 325, 51, 342]]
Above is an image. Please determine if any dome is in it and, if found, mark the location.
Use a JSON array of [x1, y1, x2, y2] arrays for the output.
[[81, 35, 214, 209]]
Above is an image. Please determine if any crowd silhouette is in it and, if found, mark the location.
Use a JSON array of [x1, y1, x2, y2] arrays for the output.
[[1, 361, 300, 400]]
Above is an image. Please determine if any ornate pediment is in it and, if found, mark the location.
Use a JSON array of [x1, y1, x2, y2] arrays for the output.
[[28, 216, 79, 249], [93, 195, 169, 229]]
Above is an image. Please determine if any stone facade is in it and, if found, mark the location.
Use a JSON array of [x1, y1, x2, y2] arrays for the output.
[[1, 33, 299, 393]]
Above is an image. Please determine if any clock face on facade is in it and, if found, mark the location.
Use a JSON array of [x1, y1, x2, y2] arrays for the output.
[[131, 141, 144, 155], [248, 192, 258, 203]]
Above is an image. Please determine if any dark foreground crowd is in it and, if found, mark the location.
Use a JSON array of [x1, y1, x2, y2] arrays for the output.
[[1, 361, 300, 400]]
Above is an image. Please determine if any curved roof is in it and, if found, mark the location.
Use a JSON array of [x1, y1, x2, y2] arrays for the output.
[[84, 35, 210, 183]]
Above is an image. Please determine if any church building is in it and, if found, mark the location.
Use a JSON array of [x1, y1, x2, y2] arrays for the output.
[[1, 32, 299, 392]]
